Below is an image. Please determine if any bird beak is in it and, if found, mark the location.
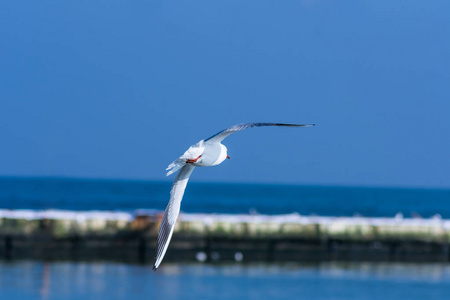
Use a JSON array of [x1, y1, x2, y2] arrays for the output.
[[227, 155, 230, 159]]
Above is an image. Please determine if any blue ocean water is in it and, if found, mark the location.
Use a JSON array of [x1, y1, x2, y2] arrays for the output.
[[2, 178, 450, 300], [0, 177, 450, 218], [1, 261, 450, 300]]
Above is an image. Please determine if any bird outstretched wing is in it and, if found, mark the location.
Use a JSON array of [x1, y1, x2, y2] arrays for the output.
[[153, 164, 195, 270], [204, 122, 315, 144]]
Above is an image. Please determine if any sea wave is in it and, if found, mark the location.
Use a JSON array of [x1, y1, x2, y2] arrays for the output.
[[0, 208, 447, 229]]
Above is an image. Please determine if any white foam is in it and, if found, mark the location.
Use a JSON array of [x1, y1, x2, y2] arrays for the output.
[[0, 209, 449, 229], [179, 212, 450, 229], [0, 209, 133, 222]]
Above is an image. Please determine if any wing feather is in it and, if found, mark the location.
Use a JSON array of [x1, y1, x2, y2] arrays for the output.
[[153, 164, 195, 270], [204, 122, 315, 144]]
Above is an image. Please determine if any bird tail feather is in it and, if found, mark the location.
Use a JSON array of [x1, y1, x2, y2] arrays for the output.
[[166, 159, 185, 176]]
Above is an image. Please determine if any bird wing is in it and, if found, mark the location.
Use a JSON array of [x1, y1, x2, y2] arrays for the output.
[[153, 164, 195, 270], [166, 140, 205, 176], [204, 122, 315, 144]]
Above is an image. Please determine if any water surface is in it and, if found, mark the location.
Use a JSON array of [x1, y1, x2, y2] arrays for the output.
[[1, 261, 450, 300], [1, 177, 450, 218]]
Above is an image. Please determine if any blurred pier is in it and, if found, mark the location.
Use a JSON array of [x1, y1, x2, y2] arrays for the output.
[[1, 209, 450, 263]]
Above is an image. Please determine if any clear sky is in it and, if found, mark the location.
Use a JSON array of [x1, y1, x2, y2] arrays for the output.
[[1, 0, 449, 188]]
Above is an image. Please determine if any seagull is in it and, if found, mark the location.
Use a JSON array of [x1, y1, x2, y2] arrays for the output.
[[153, 122, 314, 270]]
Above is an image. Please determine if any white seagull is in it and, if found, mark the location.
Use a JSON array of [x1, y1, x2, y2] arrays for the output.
[[153, 122, 314, 270]]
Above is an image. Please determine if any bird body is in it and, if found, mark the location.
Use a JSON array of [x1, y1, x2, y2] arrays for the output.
[[153, 122, 314, 270], [198, 143, 228, 167]]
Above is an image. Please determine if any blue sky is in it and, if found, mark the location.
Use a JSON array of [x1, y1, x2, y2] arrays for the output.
[[1, 0, 449, 188]]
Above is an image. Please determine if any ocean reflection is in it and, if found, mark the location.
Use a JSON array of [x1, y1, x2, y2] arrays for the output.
[[39, 263, 50, 300], [158, 262, 450, 281], [2, 261, 450, 300]]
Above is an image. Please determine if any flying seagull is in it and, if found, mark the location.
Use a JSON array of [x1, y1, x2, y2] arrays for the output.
[[153, 122, 314, 270]]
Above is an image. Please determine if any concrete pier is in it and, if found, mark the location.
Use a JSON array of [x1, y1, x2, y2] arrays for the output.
[[0, 209, 449, 263]]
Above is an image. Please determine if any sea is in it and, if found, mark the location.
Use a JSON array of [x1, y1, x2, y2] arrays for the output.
[[1, 177, 449, 218], [2, 261, 450, 300], [1, 177, 450, 300]]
